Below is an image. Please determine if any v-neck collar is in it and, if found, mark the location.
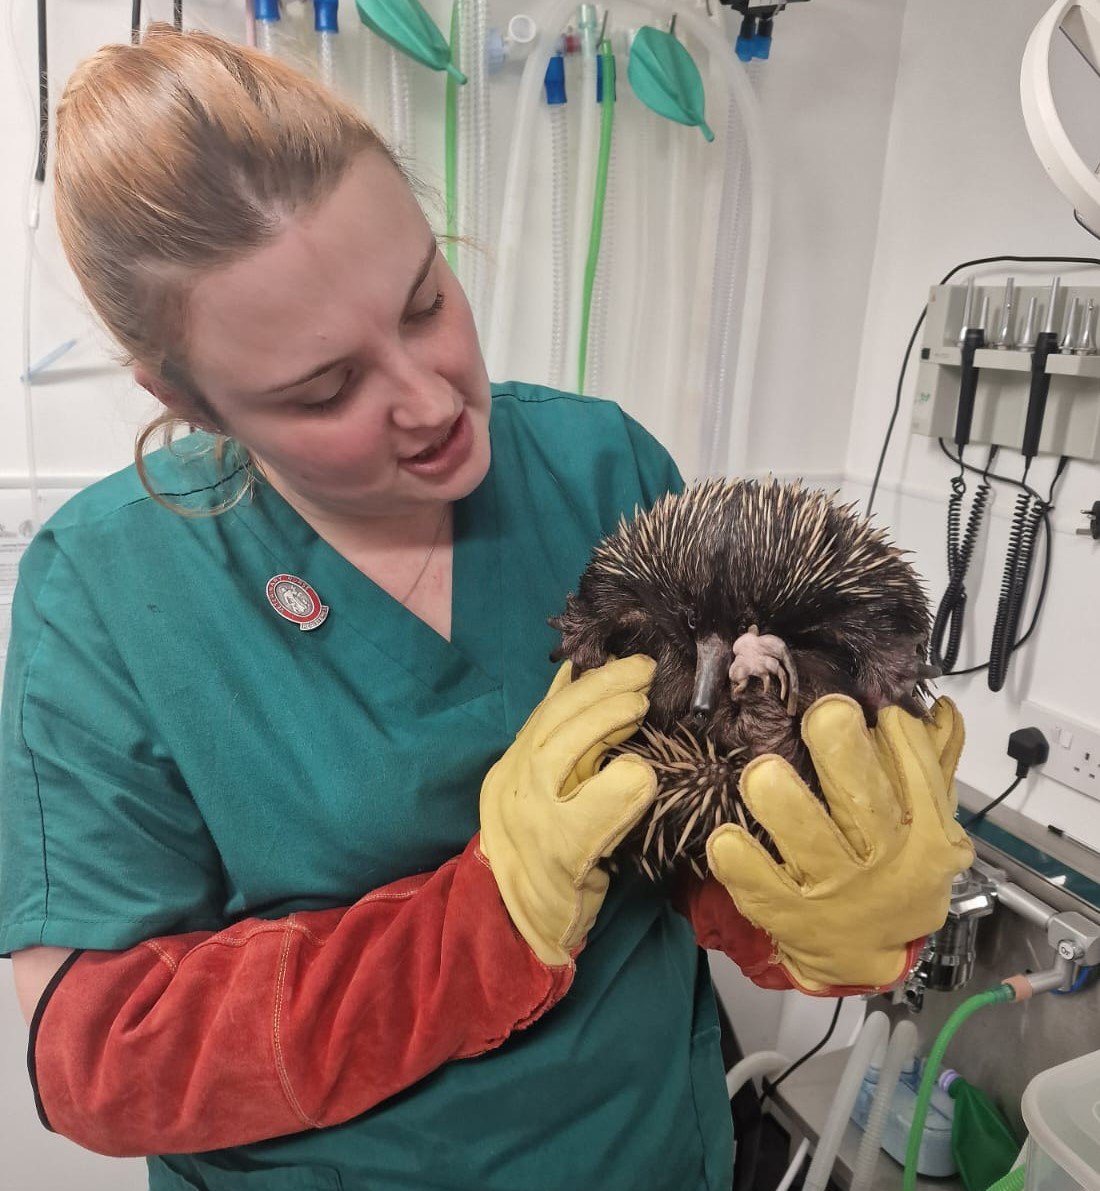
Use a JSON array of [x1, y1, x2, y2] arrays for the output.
[[227, 461, 504, 707]]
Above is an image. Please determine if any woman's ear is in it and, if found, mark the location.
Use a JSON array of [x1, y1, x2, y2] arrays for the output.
[[133, 366, 216, 431]]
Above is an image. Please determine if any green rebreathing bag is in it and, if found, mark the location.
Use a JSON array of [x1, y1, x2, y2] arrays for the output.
[[627, 25, 714, 141], [355, 0, 466, 83], [942, 1071, 1021, 1191]]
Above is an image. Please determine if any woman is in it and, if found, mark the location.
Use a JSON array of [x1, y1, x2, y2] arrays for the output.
[[1, 26, 973, 1191]]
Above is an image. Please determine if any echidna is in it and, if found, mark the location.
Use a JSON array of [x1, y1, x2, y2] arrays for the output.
[[550, 478, 937, 882]]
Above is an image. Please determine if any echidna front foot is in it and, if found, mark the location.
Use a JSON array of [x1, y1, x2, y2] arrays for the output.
[[728, 625, 800, 716]]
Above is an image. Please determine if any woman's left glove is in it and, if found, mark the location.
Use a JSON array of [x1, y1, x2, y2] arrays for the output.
[[680, 695, 975, 994], [479, 656, 658, 967]]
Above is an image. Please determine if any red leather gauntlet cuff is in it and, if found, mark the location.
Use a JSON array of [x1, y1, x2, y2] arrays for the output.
[[673, 875, 923, 997], [30, 836, 571, 1157]]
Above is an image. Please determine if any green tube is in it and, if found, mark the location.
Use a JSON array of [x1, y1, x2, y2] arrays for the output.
[[982, 1164, 1026, 1191], [903, 984, 1016, 1191], [577, 40, 616, 394], [444, 1, 459, 271]]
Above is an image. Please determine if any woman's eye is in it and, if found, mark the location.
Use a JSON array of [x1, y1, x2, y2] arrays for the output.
[[302, 372, 352, 413], [410, 291, 445, 322]]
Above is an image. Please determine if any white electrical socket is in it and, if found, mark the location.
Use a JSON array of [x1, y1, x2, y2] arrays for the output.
[[1022, 701, 1100, 800]]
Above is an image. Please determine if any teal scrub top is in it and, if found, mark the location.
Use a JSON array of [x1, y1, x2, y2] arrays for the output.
[[0, 382, 733, 1191]]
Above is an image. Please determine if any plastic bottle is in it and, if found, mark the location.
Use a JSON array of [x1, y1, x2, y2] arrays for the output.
[[939, 1069, 1021, 1191]]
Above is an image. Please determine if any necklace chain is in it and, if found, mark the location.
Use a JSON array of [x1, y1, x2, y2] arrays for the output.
[[399, 505, 449, 605]]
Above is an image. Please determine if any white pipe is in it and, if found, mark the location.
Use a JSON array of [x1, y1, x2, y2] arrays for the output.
[[850, 1019, 918, 1191], [724, 1049, 789, 1100], [548, 101, 570, 388], [488, 0, 769, 479], [777, 1138, 811, 1191], [801, 1011, 890, 1191]]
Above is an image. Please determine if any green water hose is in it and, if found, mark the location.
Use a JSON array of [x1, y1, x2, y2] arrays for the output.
[[577, 38, 616, 393], [444, 1, 459, 271], [903, 984, 1017, 1191]]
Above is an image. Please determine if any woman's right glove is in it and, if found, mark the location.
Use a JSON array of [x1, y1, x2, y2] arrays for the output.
[[479, 656, 659, 967]]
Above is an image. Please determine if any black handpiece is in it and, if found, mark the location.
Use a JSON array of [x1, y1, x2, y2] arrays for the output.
[[954, 326, 984, 450], [1021, 278, 1062, 462]]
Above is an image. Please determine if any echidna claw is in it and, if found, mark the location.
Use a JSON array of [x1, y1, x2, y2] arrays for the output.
[[729, 629, 800, 717]]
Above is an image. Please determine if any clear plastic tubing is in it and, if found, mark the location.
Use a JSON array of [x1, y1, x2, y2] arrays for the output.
[[802, 1011, 890, 1191], [547, 63, 569, 388], [313, 0, 338, 89], [660, 120, 690, 445], [459, 0, 490, 327], [626, 80, 654, 416], [699, 56, 763, 477], [565, 5, 600, 388], [586, 116, 616, 395], [387, 44, 414, 162], [488, 0, 770, 475], [850, 1018, 919, 1191], [255, 0, 279, 57]]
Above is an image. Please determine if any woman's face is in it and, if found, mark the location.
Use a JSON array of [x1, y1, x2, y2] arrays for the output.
[[179, 151, 492, 521]]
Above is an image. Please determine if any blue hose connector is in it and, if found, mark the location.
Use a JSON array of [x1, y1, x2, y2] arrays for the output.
[[735, 15, 756, 62], [313, 0, 338, 33], [753, 17, 773, 60], [544, 54, 566, 105], [596, 54, 616, 103], [255, 0, 280, 22]]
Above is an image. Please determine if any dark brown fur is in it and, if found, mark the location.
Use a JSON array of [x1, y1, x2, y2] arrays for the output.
[[550, 478, 933, 881]]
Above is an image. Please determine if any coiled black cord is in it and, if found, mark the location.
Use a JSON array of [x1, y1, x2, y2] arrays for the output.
[[936, 441, 1058, 679], [987, 457, 1069, 691], [929, 449, 995, 672]]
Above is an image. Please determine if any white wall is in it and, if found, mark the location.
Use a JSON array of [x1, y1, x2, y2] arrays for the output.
[[845, 0, 1100, 848]]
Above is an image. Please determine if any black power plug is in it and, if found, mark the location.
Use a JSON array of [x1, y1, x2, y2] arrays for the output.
[[1008, 726, 1050, 778], [961, 727, 1049, 829]]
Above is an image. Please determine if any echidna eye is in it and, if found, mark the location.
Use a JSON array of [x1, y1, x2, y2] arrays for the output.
[[687, 612, 697, 631]]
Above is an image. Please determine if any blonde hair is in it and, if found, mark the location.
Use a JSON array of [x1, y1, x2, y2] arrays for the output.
[[54, 23, 404, 512]]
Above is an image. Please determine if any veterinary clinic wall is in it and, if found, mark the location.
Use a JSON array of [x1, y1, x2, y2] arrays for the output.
[[0, 0, 909, 1186], [844, 0, 1100, 852]]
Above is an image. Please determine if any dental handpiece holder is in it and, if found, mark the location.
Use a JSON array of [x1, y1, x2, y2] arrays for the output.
[[911, 280, 1100, 464]]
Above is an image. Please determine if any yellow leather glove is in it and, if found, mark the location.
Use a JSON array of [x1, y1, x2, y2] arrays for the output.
[[706, 695, 975, 993], [479, 656, 658, 968]]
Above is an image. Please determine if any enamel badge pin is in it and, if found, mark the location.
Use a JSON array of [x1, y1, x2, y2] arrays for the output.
[[266, 574, 329, 631]]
